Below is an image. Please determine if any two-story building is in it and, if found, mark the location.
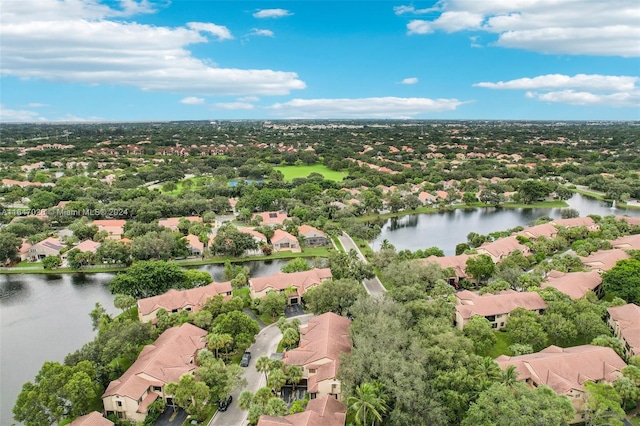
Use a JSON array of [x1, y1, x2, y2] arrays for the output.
[[607, 303, 640, 359], [102, 324, 207, 423], [420, 254, 476, 286], [454, 290, 547, 330], [283, 312, 352, 401], [257, 395, 346, 426], [476, 236, 531, 263], [249, 268, 332, 305], [137, 281, 233, 323], [580, 249, 630, 274], [496, 345, 626, 423], [540, 270, 603, 299]]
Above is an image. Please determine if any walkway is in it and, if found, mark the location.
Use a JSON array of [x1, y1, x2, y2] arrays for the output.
[[337, 232, 386, 298]]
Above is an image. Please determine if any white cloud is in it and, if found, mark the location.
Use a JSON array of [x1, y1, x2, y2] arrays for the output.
[[186, 22, 233, 41], [400, 77, 419, 85], [394, 4, 441, 15], [526, 90, 640, 107], [253, 9, 292, 19], [213, 102, 255, 110], [0, 0, 306, 96], [267, 97, 468, 118], [27, 103, 48, 107], [403, 0, 640, 57], [476, 74, 640, 108], [237, 96, 260, 102], [0, 104, 46, 122], [475, 74, 639, 92], [180, 96, 205, 105], [249, 28, 275, 37]]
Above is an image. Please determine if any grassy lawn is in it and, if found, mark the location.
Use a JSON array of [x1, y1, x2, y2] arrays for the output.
[[273, 164, 347, 182], [352, 237, 374, 259], [488, 332, 511, 358], [332, 236, 345, 252], [277, 338, 286, 353], [12, 260, 43, 268], [630, 415, 640, 426]]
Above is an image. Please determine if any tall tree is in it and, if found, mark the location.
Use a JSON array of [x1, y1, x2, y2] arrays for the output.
[[108, 260, 189, 299], [347, 382, 388, 426]]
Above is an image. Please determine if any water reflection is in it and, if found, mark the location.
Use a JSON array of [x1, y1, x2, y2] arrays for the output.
[[371, 194, 640, 255]]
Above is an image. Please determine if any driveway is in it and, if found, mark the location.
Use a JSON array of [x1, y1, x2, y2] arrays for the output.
[[284, 303, 304, 317], [337, 232, 387, 298], [155, 407, 187, 426], [208, 314, 315, 426]]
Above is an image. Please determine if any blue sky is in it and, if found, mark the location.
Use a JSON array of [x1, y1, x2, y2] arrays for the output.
[[1, 0, 639, 122]]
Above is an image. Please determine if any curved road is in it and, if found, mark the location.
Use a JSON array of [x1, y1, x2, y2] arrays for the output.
[[208, 314, 315, 426], [337, 232, 387, 298]]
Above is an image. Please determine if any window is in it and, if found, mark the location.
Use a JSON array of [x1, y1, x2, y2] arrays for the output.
[[309, 369, 316, 374], [153, 386, 162, 393], [491, 323, 497, 329], [269, 213, 277, 218], [500, 322, 504, 327], [116, 401, 123, 407], [485, 315, 496, 322]]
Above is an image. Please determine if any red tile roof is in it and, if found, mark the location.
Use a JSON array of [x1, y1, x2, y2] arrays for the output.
[[249, 268, 332, 294], [253, 211, 288, 225], [257, 395, 346, 426], [103, 323, 207, 400], [455, 290, 547, 319], [421, 254, 476, 278], [496, 345, 626, 395], [580, 249, 631, 272], [611, 234, 640, 250], [137, 282, 233, 318], [70, 412, 114, 426], [283, 312, 351, 384], [541, 270, 602, 299], [608, 304, 640, 357]]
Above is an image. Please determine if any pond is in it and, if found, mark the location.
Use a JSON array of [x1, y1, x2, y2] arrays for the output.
[[0, 259, 288, 426], [370, 194, 640, 255]]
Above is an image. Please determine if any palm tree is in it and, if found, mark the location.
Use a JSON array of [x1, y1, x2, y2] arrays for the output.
[[501, 365, 519, 388], [238, 390, 254, 410], [348, 382, 388, 426], [256, 356, 271, 383], [281, 328, 300, 350], [207, 333, 233, 359], [267, 368, 287, 395], [285, 365, 303, 394]]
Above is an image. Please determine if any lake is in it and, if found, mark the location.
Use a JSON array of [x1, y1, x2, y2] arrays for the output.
[[370, 194, 640, 255], [0, 259, 288, 426]]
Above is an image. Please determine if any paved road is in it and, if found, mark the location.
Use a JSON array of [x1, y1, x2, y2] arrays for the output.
[[337, 232, 387, 298], [209, 314, 315, 426]]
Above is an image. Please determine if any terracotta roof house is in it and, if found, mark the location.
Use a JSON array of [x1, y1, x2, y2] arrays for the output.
[[93, 220, 126, 240], [137, 282, 233, 323], [157, 216, 202, 232], [454, 290, 547, 330], [28, 237, 64, 261], [271, 229, 301, 253], [249, 268, 332, 304], [420, 254, 476, 286], [476, 236, 531, 263], [607, 304, 640, 359], [580, 249, 631, 273], [70, 411, 114, 426], [283, 313, 352, 401], [102, 323, 207, 423], [540, 270, 603, 300], [514, 223, 559, 240], [298, 225, 328, 247], [418, 191, 437, 205], [253, 211, 288, 226], [496, 345, 626, 423], [616, 215, 640, 227], [551, 217, 600, 231], [611, 234, 640, 251], [2, 178, 43, 188], [185, 234, 204, 256], [19, 239, 32, 261], [238, 228, 267, 256], [257, 395, 347, 426]]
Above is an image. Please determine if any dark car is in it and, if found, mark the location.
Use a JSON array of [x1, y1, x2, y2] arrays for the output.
[[240, 351, 251, 367], [218, 394, 233, 412]]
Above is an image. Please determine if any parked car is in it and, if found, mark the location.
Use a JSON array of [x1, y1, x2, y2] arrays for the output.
[[240, 351, 251, 367], [218, 394, 233, 412]]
